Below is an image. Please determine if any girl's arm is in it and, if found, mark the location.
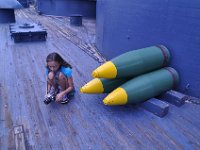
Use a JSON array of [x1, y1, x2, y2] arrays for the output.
[[60, 77, 74, 98], [64, 77, 74, 94], [46, 77, 52, 94], [55, 76, 74, 102]]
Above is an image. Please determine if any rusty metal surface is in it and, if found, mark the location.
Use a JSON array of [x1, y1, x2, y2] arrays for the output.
[[0, 8, 200, 150]]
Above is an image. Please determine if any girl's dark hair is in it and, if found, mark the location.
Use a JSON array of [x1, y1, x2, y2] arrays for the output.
[[46, 52, 72, 69]]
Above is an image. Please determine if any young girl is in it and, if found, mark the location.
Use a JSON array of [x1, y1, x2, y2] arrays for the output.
[[44, 52, 75, 104]]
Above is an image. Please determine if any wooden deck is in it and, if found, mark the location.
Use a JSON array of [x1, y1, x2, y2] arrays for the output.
[[0, 7, 200, 150]]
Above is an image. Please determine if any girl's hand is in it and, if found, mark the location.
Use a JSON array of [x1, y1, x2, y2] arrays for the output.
[[55, 92, 65, 102]]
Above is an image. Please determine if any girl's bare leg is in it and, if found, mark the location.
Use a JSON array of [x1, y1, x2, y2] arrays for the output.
[[47, 72, 55, 83], [47, 71, 55, 93], [58, 72, 68, 91]]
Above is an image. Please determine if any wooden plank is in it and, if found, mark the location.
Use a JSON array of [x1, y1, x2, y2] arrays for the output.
[[141, 98, 169, 117], [14, 125, 26, 150]]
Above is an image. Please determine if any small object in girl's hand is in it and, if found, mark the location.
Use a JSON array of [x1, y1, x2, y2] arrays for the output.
[[44, 93, 55, 105]]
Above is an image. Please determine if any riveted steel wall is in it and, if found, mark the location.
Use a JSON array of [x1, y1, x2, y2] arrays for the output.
[[96, 0, 200, 98]]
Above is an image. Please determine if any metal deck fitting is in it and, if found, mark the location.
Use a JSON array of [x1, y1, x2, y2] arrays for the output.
[[10, 22, 47, 43]]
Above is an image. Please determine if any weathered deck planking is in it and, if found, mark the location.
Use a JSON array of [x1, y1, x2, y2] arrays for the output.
[[0, 7, 200, 150]]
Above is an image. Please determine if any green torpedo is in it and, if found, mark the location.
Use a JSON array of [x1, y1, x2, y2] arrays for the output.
[[103, 67, 179, 105], [80, 78, 128, 93], [92, 45, 170, 79]]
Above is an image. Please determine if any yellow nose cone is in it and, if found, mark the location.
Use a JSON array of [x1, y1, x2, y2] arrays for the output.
[[92, 61, 117, 79], [103, 87, 128, 105], [92, 71, 99, 78], [80, 78, 104, 94]]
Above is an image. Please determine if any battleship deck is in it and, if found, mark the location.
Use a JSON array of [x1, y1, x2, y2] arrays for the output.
[[0, 8, 200, 150]]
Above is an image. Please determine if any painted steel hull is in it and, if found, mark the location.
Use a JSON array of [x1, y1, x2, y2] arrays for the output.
[[96, 0, 200, 97]]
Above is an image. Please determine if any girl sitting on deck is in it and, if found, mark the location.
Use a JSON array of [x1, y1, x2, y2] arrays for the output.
[[44, 52, 75, 104]]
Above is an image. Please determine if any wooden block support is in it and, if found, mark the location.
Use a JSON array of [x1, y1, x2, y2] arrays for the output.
[[160, 90, 187, 107], [141, 98, 169, 118], [14, 125, 26, 150]]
